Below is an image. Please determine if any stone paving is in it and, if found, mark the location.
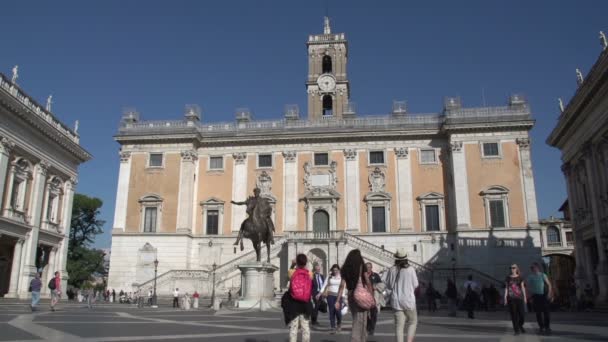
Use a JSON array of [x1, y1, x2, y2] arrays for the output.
[[1, 300, 607, 341]]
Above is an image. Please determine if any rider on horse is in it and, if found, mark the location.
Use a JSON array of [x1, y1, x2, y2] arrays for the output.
[[231, 188, 275, 247]]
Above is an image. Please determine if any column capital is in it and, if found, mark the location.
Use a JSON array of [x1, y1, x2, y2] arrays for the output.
[[67, 176, 78, 189], [343, 149, 357, 160], [516, 138, 531, 150], [38, 160, 51, 176], [282, 150, 297, 162], [17, 238, 25, 245], [119, 151, 131, 163], [394, 147, 409, 159], [449, 141, 463, 153], [0, 136, 15, 155], [180, 150, 198, 162], [232, 152, 247, 164]]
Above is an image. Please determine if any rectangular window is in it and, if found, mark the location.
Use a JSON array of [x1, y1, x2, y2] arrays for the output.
[[489, 200, 506, 228], [209, 156, 223, 170], [10, 180, 20, 209], [46, 195, 55, 221], [143, 207, 157, 232], [206, 210, 219, 235], [565, 231, 573, 245], [420, 149, 436, 164], [369, 151, 385, 164], [258, 154, 272, 168], [149, 153, 163, 167], [425, 205, 440, 231], [482, 142, 500, 157], [371, 206, 386, 233], [314, 153, 329, 166]]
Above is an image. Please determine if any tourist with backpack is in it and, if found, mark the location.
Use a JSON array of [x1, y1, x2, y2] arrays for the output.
[[335, 249, 374, 342], [383, 249, 419, 342], [281, 253, 313, 342], [504, 264, 527, 335], [49, 271, 61, 311], [29, 272, 42, 311]]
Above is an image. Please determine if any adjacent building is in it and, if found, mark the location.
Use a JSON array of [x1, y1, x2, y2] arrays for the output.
[[0, 71, 91, 298], [108, 18, 543, 296], [547, 34, 608, 303]]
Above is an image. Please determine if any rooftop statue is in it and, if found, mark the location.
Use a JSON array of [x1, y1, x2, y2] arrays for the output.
[[11, 65, 18, 83]]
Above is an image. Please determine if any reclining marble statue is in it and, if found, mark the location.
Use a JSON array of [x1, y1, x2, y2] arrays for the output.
[[231, 188, 275, 263]]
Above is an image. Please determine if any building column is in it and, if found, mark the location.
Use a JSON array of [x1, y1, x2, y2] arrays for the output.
[[112, 152, 132, 233], [176, 150, 197, 233], [583, 146, 608, 302], [44, 246, 58, 297], [516, 138, 539, 227], [562, 163, 588, 293], [18, 161, 49, 298], [231, 153, 248, 232], [6, 238, 24, 297], [394, 147, 413, 231], [56, 178, 75, 297], [449, 141, 471, 229], [0, 136, 15, 206], [282, 151, 298, 231], [343, 149, 360, 231]]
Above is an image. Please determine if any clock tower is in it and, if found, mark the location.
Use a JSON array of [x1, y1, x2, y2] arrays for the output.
[[306, 17, 350, 120]]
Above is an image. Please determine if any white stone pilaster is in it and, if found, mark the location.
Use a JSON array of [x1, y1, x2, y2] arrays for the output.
[[395, 147, 413, 231], [516, 138, 539, 226], [343, 149, 360, 231], [44, 247, 58, 296], [112, 152, 131, 232], [0, 136, 14, 203], [282, 151, 298, 231], [56, 178, 75, 297], [176, 150, 197, 233], [450, 141, 471, 229], [6, 238, 24, 297], [18, 162, 48, 297], [231, 153, 248, 232]]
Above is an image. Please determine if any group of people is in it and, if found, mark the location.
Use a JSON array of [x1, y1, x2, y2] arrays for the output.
[[172, 288, 201, 310], [282, 248, 419, 342], [28, 271, 61, 312]]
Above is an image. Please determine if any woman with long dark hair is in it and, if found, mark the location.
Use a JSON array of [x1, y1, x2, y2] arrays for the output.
[[336, 249, 373, 342], [504, 264, 527, 335], [320, 264, 344, 334]]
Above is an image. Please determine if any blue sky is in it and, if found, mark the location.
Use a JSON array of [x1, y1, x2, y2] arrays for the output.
[[1, 1, 606, 248]]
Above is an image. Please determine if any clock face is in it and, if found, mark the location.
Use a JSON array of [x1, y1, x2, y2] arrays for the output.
[[317, 74, 336, 92]]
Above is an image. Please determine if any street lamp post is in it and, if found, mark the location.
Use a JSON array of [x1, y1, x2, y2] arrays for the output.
[[451, 257, 456, 284], [211, 262, 217, 308], [153, 259, 159, 307]]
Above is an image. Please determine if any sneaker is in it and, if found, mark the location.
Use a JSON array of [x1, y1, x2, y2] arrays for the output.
[[337, 325, 342, 332], [514, 331, 520, 336], [330, 328, 336, 335], [520, 326, 526, 334], [545, 328, 552, 336], [368, 330, 375, 336]]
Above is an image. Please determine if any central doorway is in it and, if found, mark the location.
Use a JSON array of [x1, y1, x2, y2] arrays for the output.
[[313, 210, 330, 235]]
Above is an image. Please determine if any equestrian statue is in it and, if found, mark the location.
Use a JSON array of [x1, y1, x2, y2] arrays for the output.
[[231, 188, 275, 263]]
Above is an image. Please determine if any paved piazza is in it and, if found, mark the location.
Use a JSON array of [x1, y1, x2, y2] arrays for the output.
[[1, 301, 607, 341]]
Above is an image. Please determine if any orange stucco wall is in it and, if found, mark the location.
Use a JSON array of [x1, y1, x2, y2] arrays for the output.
[[466, 142, 526, 228], [410, 149, 446, 232], [196, 155, 234, 235], [125, 152, 180, 233]]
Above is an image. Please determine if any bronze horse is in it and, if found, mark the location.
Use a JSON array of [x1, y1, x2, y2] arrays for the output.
[[232, 194, 273, 263]]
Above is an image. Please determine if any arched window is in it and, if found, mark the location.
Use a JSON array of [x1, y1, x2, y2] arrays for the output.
[[322, 55, 332, 73], [322, 95, 333, 117], [313, 210, 329, 234], [547, 226, 561, 246]]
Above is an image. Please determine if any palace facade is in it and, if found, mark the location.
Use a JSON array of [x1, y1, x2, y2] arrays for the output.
[[0, 71, 91, 298], [547, 33, 608, 303], [108, 18, 542, 296]]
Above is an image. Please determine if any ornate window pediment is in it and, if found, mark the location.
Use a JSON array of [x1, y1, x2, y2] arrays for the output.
[[479, 185, 509, 196], [200, 197, 225, 236], [416, 192, 445, 232], [139, 194, 163, 233], [303, 161, 338, 191], [479, 186, 510, 229]]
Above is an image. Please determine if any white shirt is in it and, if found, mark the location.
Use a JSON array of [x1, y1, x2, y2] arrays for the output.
[[320, 275, 343, 295], [382, 265, 419, 311], [173, 290, 179, 297]]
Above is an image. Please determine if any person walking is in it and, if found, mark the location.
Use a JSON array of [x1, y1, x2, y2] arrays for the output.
[[336, 249, 374, 342], [504, 264, 527, 335], [173, 288, 180, 308], [383, 249, 419, 342], [281, 253, 313, 342], [463, 275, 479, 319], [527, 262, 553, 335], [86, 288, 94, 309], [319, 264, 344, 334], [366, 262, 382, 336], [112, 289, 116, 303], [445, 279, 458, 317], [49, 271, 61, 311], [425, 282, 438, 313], [311, 264, 325, 326], [29, 273, 42, 311]]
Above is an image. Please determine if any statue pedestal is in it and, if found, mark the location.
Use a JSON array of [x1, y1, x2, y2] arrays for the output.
[[237, 262, 278, 311]]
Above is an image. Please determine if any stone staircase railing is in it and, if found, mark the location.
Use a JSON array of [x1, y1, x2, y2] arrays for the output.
[[136, 269, 211, 292], [214, 237, 288, 279]]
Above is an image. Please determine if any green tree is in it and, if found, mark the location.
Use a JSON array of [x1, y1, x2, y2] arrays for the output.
[[67, 194, 106, 288]]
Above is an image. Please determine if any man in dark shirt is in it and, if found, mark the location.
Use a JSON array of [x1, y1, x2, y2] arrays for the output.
[[29, 273, 42, 311], [366, 262, 382, 335], [311, 264, 325, 326]]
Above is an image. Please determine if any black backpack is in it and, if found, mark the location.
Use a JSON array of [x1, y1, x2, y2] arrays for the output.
[[48, 278, 56, 290]]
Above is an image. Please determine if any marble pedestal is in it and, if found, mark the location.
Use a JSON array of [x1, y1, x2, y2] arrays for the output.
[[237, 262, 278, 311]]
